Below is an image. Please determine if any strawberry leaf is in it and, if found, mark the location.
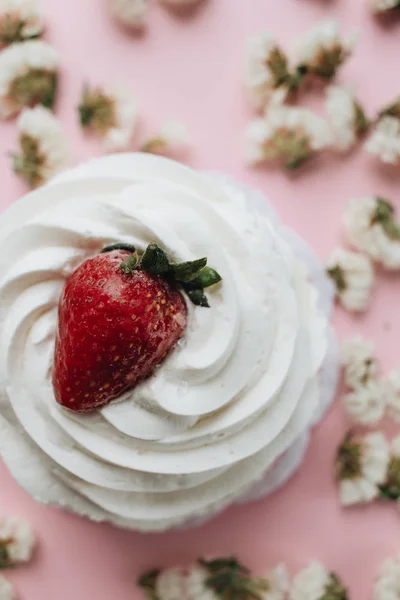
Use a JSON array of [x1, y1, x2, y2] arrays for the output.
[[187, 267, 222, 289], [141, 244, 171, 276], [170, 257, 207, 283], [185, 288, 210, 307]]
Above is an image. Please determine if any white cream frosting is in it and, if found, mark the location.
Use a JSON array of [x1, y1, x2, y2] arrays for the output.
[[0, 154, 329, 531]]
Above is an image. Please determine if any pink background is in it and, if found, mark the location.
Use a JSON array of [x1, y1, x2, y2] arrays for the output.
[[0, 0, 400, 598]]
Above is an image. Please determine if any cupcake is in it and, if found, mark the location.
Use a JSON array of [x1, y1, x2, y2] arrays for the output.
[[0, 153, 338, 531]]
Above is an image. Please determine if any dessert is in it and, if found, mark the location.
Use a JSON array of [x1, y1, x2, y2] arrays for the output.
[[0, 153, 338, 531]]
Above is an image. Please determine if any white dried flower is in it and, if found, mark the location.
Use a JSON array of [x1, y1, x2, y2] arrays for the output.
[[0, 39, 58, 118], [0, 516, 35, 567], [343, 196, 400, 270], [263, 564, 290, 600], [343, 380, 388, 426], [140, 120, 188, 155], [0, 577, 15, 600], [244, 33, 292, 110], [78, 85, 138, 152], [340, 335, 378, 389], [326, 247, 374, 312], [373, 554, 400, 600], [12, 106, 69, 187], [290, 561, 348, 600], [154, 566, 219, 600], [325, 85, 369, 152], [385, 369, 400, 423], [336, 431, 389, 506], [140, 559, 286, 600], [378, 436, 400, 505], [371, 0, 400, 13], [365, 116, 400, 165], [108, 0, 147, 28], [245, 106, 331, 169], [295, 20, 357, 81], [0, 0, 43, 46]]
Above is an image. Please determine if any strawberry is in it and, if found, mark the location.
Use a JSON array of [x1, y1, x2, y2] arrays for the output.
[[53, 243, 221, 413]]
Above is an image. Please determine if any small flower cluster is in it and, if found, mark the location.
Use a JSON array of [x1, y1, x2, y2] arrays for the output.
[[0, 515, 36, 599], [78, 84, 138, 152], [138, 557, 349, 600], [341, 336, 400, 426], [245, 21, 357, 112], [336, 430, 389, 506], [328, 195, 400, 314], [326, 247, 374, 313], [338, 338, 400, 508], [0, 1, 69, 188], [370, 0, 400, 13], [344, 196, 400, 270], [244, 21, 362, 170], [290, 561, 348, 600], [12, 105, 69, 187], [0, 0, 43, 47], [365, 98, 400, 165], [245, 19, 400, 169], [78, 83, 188, 155], [0, 39, 59, 118], [245, 104, 332, 169], [108, 0, 203, 30], [294, 20, 357, 84], [325, 85, 369, 153]]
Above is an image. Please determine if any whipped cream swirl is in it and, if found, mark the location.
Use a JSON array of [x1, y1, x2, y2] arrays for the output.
[[0, 154, 328, 531]]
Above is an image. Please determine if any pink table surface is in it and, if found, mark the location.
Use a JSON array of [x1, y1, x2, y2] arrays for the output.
[[0, 1, 399, 598]]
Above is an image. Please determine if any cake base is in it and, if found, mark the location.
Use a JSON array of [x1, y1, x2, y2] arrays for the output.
[[0, 161, 339, 531]]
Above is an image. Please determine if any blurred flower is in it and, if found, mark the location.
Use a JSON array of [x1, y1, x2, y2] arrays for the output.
[[155, 565, 220, 600], [0, 39, 58, 118], [12, 106, 69, 187], [0, 0, 43, 46], [365, 116, 400, 165], [325, 85, 369, 152], [290, 561, 348, 600], [373, 553, 400, 600], [78, 84, 138, 152], [378, 435, 400, 505], [0, 516, 35, 568], [343, 380, 388, 426], [340, 335, 378, 389], [0, 577, 15, 600], [385, 369, 400, 423], [343, 196, 400, 270], [139, 558, 289, 600], [294, 20, 357, 82], [245, 106, 331, 169], [159, 0, 205, 6], [371, 0, 400, 12], [326, 247, 374, 312], [108, 0, 147, 29], [336, 431, 389, 506], [380, 97, 400, 121], [244, 33, 292, 110], [140, 120, 188, 155]]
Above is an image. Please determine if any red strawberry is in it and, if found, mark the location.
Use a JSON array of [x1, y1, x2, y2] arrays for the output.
[[53, 248, 188, 412]]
